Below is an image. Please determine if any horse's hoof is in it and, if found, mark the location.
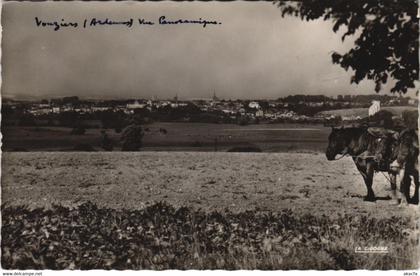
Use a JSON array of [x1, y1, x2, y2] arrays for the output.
[[363, 196, 376, 202], [409, 198, 419, 205], [399, 202, 409, 208], [398, 198, 409, 206]]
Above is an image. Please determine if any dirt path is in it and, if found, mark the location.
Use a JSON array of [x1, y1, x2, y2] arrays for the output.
[[2, 152, 418, 218]]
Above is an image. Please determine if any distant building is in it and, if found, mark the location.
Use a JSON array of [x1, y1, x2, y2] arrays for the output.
[[91, 107, 110, 112], [29, 108, 52, 116], [368, 100, 381, 116], [255, 110, 264, 117], [248, 101, 260, 109], [127, 100, 145, 109]]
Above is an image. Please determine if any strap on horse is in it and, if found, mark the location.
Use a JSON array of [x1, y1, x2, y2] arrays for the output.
[[334, 150, 376, 160]]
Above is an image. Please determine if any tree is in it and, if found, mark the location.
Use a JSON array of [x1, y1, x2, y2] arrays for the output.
[[402, 109, 418, 129], [101, 131, 114, 151], [115, 126, 123, 133], [276, 0, 418, 93], [238, 115, 250, 126], [18, 114, 35, 126], [368, 109, 394, 128], [120, 123, 144, 151], [62, 96, 80, 105], [70, 125, 86, 135], [73, 143, 95, 151]]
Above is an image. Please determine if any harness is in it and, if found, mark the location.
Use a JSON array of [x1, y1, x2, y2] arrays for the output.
[[333, 133, 393, 161], [332, 141, 399, 186], [332, 147, 377, 161]]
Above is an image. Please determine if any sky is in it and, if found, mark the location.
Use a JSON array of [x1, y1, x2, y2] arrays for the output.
[[2, 1, 418, 100]]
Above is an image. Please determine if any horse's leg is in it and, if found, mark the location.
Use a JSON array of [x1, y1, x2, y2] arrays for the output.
[[364, 162, 376, 201], [354, 159, 375, 201], [389, 173, 397, 190], [402, 168, 411, 203], [398, 166, 410, 205], [389, 172, 397, 199], [389, 172, 406, 205], [409, 167, 419, 205], [399, 166, 406, 193]]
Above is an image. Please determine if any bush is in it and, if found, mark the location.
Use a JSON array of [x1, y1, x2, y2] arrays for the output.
[[191, 141, 204, 147], [121, 124, 144, 151], [369, 110, 394, 127], [1, 202, 416, 270], [18, 115, 36, 126], [70, 126, 86, 135], [114, 126, 123, 134], [73, 143, 95, 151], [9, 147, 28, 152], [238, 117, 250, 126], [402, 110, 418, 129], [101, 132, 114, 151], [228, 146, 262, 152]]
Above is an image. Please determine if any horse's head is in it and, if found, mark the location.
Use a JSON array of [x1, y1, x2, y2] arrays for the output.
[[397, 129, 419, 165], [372, 131, 399, 165], [326, 127, 349, 160]]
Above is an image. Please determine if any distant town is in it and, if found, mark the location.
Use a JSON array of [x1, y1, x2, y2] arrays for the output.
[[2, 93, 418, 129]]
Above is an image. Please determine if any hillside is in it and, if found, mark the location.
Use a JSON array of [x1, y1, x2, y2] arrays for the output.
[[319, 106, 417, 117]]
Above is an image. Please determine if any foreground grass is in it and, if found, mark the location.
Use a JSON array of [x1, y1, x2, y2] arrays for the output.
[[1, 202, 418, 270]]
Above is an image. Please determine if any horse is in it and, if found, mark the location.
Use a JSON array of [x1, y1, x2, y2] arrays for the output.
[[395, 129, 419, 204], [325, 127, 398, 202]]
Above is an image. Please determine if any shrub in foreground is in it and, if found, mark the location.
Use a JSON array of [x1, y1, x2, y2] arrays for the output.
[[1, 202, 418, 270]]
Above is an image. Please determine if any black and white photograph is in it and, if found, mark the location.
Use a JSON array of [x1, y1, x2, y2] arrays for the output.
[[1, 0, 419, 272]]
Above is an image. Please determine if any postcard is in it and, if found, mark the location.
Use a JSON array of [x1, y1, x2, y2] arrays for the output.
[[1, 0, 419, 273]]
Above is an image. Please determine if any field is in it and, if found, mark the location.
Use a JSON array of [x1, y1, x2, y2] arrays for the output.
[[2, 152, 419, 269], [319, 106, 417, 117], [1, 123, 330, 152]]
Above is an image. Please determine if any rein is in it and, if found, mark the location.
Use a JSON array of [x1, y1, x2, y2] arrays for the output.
[[334, 153, 377, 160], [333, 152, 348, 160], [333, 148, 377, 160]]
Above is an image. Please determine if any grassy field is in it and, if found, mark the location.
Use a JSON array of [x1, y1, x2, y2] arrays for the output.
[[2, 152, 419, 269], [3, 152, 417, 215], [2, 123, 330, 152]]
